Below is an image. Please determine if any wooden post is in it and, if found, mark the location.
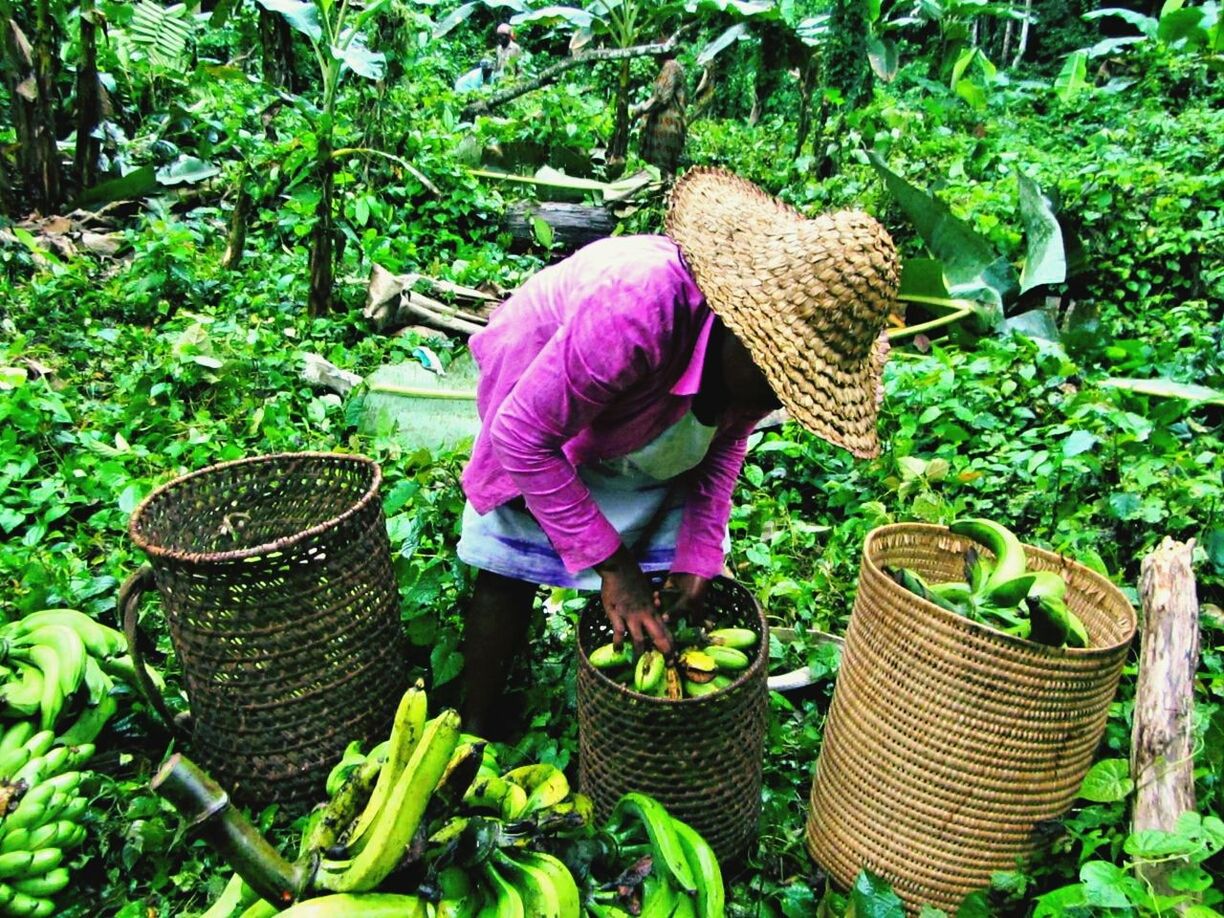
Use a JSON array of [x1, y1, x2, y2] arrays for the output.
[[1132, 536, 1199, 898]]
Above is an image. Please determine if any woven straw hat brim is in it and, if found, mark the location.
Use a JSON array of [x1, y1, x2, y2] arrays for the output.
[[665, 168, 900, 459]]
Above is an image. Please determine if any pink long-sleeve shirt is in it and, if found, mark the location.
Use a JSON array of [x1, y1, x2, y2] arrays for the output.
[[460, 235, 763, 578]]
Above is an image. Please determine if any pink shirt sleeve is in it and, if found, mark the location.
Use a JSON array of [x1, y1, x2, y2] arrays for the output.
[[485, 272, 675, 574], [671, 422, 755, 578]]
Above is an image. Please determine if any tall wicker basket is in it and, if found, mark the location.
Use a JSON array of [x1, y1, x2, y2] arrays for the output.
[[806, 524, 1136, 913], [121, 453, 409, 804], [577, 577, 768, 863]]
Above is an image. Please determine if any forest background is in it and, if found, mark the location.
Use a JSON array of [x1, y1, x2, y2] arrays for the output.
[[0, 0, 1222, 913]]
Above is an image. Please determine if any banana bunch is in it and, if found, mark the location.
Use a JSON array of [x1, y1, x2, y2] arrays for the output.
[[888, 518, 1090, 648], [586, 793, 724, 918], [0, 608, 141, 741], [0, 721, 95, 917], [589, 627, 757, 700]]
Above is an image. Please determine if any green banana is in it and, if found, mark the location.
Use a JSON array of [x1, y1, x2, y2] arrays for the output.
[[1, 889, 54, 917], [0, 852, 34, 880], [0, 723, 35, 757], [611, 793, 698, 896], [96, 653, 166, 692], [702, 645, 750, 672], [1027, 570, 1068, 602], [511, 851, 580, 918], [634, 651, 665, 695], [949, 518, 1027, 590], [985, 574, 1038, 608], [499, 782, 529, 821], [316, 709, 461, 893], [18, 730, 55, 762], [0, 746, 32, 781], [344, 684, 427, 854], [888, 567, 963, 614], [492, 849, 569, 918], [705, 628, 757, 649], [13, 624, 89, 696], [682, 675, 732, 698], [17, 848, 61, 877], [200, 873, 260, 918], [463, 774, 516, 814], [56, 691, 118, 746], [501, 764, 569, 815], [14, 745, 72, 787], [1030, 596, 1089, 649], [11, 867, 69, 897], [0, 883, 12, 908], [589, 643, 634, 670], [963, 548, 993, 596], [671, 818, 724, 918], [276, 894, 430, 917], [436, 863, 480, 918], [1, 662, 45, 718], [325, 740, 368, 798], [479, 859, 525, 918], [300, 750, 385, 857], [11, 609, 127, 658], [237, 901, 279, 918], [639, 872, 679, 918]]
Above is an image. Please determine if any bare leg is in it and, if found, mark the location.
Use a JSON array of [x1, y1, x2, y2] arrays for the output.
[[459, 568, 539, 738]]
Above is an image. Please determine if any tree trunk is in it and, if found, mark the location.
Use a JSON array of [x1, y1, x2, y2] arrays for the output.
[[1001, 18, 1014, 65], [74, 0, 102, 192], [222, 167, 253, 270], [504, 202, 618, 257], [1012, 0, 1034, 67], [1132, 537, 1200, 903], [259, 7, 298, 91], [3, 3, 62, 212], [606, 58, 632, 177], [308, 132, 334, 316], [793, 56, 817, 159]]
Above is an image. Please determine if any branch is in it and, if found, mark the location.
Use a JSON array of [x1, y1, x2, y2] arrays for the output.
[[462, 27, 691, 119]]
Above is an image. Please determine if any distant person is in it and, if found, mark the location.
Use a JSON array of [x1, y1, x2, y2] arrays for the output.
[[454, 58, 494, 93], [635, 54, 687, 179], [494, 24, 522, 80]]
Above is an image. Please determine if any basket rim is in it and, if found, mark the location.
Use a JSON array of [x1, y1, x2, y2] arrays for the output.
[[576, 575, 769, 705], [863, 522, 1137, 657], [128, 452, 383, 563]]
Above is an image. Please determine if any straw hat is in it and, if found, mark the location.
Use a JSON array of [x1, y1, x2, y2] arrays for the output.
[[665, 167, 900, 459]]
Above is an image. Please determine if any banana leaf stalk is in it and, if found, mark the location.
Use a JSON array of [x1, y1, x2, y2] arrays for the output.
[[152, 753, 312, 906]]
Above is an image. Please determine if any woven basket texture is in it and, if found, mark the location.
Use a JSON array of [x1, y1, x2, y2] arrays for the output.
[[129, 453, 408, 803], [577, 577, 768, 863], [806, 524, 1136, 913]]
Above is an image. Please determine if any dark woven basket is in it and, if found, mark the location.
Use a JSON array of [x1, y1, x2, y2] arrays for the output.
[[577, 577, 768, 863], [806, 524, 1136, 913], [121, 453, 408, 804]]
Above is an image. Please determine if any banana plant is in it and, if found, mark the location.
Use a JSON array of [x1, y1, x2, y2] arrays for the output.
[[869, 152, 1071, 342], [254, 0, 395, 315]]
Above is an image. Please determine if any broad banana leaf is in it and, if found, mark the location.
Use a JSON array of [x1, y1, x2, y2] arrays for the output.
[[1016, 173, 1066, 293], [357, 356, 482, 454], [868, 152, 1019, 325], [1099, 378, 1224, 405], [255, 0, 323, 42], [1054, 50, 1089, 100]]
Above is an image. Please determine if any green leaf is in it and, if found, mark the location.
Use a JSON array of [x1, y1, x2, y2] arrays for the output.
[[255, 0, 323, 42], [1079, 861, 1136, 909], [1085, 7, 1159, 38], [432, 2, 477, 38], [866, 35, 899, 81], [849, 870, 905, 918], [530, 216, 555, 249], [1054, 50, 1089, 102], [510, 5, 593, 28], [1100, 377, 1224, 404], [1078, 758, 1133, 802], [1124, 828, 1199, 859], [156, 156, 221, 186], [129, 1, 193, 69], [868, 153, 1018, 322], [1157, 6, 1207, 45], [0, 366, 28, 389], [1017, 173, 1066, 293], [1206, 529, 1224, 571], [332, 35, 386, 80], [697, 23, 749, 66], [1063, 430, 1097, 457], [75, 166, 159, 207]]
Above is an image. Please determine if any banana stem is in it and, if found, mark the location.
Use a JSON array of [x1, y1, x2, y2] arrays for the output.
[[887, 306, 977, 341], [152, 754, 312, 906]]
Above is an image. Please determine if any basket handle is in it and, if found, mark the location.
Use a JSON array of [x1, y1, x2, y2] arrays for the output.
[[119, 565, 191, 743]]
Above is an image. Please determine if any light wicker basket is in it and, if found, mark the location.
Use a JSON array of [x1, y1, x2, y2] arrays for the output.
[[806, 523, 1136, 913]]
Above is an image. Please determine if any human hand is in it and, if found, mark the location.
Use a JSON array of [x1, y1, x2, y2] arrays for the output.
[[660, 573, 710, 622], [595, 546, 674, 657]]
